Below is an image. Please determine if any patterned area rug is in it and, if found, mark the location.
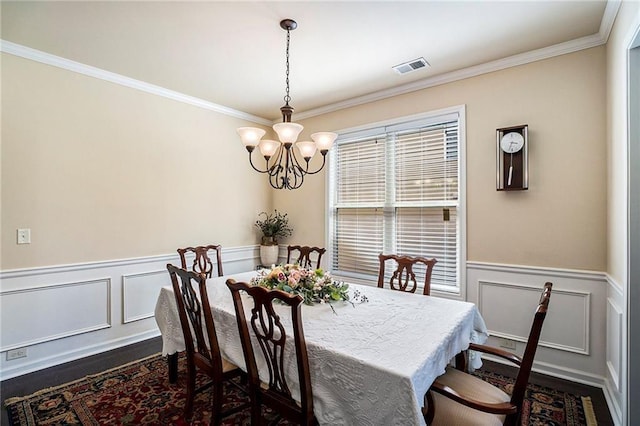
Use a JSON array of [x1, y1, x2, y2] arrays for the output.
[[472, 369, 596, 426], [5, 353, 596, 425]]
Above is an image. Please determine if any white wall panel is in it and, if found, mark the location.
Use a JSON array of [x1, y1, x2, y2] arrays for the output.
[[606, 296, 622, 391], [0, 279, 111, 351], [122, 270, 168, 323], [478, 280, 590, 355], [604, 275, 625, 425]]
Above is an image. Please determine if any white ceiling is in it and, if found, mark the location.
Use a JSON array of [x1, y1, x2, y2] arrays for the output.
[[1, 1, 610, 122]]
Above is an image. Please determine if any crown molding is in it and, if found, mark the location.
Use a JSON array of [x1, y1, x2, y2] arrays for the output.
[[599, 0, 622, 43], [2, 0, 616, 126], [296, 30, 608, 120], [0, 39, 272, 126]]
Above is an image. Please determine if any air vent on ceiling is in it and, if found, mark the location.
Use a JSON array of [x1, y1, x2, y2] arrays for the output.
[[392, 57, 430, 75]]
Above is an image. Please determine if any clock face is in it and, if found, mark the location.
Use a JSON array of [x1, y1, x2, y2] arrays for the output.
[[500, 132, 525, 153]]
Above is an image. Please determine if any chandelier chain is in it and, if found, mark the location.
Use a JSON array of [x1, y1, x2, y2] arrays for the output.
[[284, 28, 291, 105]]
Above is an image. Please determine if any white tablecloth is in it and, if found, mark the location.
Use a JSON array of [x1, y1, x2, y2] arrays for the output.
[[154, 271, 488, 426]]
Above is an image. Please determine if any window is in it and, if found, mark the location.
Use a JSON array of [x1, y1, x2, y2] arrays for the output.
[[328, 107, 465, 293]]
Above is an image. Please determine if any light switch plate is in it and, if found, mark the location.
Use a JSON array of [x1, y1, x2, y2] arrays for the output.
[[18, 228, 31, 244], [17, 229, 31, 244]]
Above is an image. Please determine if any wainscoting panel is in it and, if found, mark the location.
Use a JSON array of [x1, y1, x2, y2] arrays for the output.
[[467, 262, 607, 388], [122, 270, 168, 324], [0, 279, 111, 352], [606, 296, 622, 391], [603, 275, 625, 425], [478, 280, 590, 355], [0, 245, 260, 380]]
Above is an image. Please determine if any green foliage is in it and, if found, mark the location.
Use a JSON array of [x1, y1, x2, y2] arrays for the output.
[[255, 210, 293, 241]]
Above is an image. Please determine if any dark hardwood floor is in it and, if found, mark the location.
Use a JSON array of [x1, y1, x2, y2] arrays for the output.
[[1, 337, 613, 425], [1, 337, 163, 425]]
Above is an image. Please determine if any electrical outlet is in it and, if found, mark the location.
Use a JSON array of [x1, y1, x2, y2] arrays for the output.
[[6, 347, 27, 361], [499, 338, 517, 350]]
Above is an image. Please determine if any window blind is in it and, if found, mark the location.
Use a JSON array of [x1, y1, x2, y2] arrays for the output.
[[335, 135, 386, 206], [330, 111, 462, 291]]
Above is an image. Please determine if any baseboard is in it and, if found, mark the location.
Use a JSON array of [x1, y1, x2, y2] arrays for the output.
[[602, 377, 623, 425], [481, 354, 606, 389], [0, 329, 160, 381]]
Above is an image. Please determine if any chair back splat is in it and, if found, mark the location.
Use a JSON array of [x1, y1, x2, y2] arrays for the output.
[[286, 245, 326, 269], [226, 279, 316, 426], [378, 253, 437, 296], [177, 244, 224, 278]]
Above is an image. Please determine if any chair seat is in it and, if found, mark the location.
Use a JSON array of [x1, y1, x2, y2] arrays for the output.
[[222, 358, 239, 374], [430, 367, 509, 426]]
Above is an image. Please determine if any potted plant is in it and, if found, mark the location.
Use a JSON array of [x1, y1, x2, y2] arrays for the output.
[[255, 210, 293, 265]]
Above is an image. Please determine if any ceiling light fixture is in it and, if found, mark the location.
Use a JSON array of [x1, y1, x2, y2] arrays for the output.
[[237, 19, 337, 190]]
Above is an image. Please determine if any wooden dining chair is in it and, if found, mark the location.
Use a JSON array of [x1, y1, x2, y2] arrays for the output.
[[226, 279, 317, 426], [286, 245, 326, 269], [166, 264, 246, 425], [377, 253, 437, 296], [423, 282, 553, 426], [177, 244, 224, 278]]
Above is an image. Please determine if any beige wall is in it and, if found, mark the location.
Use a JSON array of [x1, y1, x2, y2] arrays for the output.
[[277, 47, 607, 272], [1, 53, 272, 269], [1, 44, 609, 273]]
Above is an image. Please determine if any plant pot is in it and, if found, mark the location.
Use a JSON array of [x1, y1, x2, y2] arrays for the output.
[[260, 244, 279, 266], [261, 236, 277, 245]]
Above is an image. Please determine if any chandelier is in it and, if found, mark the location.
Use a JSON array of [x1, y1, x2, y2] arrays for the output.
[[236, 19, 337, 190]]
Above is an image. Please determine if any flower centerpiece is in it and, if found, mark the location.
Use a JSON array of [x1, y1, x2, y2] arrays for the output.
[[251, 264, 367, 310]]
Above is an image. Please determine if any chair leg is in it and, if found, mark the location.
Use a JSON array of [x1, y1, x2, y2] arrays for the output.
[[422, 390, 435, 425], [184, 361, 196, 420], [168, 353, 179, 384], [250, 391, 262, 426], [211, 383, 223, 426], [504, 411, 520, 426], [455, 350, 467, 371]]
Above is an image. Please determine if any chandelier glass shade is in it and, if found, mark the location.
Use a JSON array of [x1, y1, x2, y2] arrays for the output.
[[237, 19, 337, 190]]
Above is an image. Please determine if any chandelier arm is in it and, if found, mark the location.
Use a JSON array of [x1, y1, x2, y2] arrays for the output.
[[267, 145, 288, 189], [268, 168, 284, 189], [299, 152, 328, 175], [272, 143, 286, 170], [247, 150, 271, 174], [283, 146, 294, 189], [268, 161, 285, 189], [288, 160, 302, 186], [287, 146, 309, 173], [288, 172, 303, 190]]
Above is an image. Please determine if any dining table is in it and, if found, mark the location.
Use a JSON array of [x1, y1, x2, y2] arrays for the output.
[[154, 270, 489, 426]]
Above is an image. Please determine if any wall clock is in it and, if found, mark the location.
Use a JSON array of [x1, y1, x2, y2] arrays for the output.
[[496, 125, 528, 190]]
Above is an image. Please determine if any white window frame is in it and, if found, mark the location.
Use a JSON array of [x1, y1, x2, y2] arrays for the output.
[[325, 105, 466, 300]]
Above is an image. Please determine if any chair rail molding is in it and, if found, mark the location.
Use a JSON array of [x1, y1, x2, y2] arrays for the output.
[[0, 245, 261, 380]]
